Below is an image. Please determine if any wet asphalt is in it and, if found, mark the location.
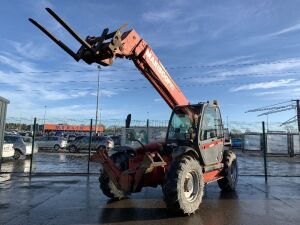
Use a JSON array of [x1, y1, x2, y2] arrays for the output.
[[0, 151, 300, 225], [0, 174, 299, 225], [1, 150, 300, 176]]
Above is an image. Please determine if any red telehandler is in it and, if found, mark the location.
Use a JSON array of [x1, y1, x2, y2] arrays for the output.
[[29, 8, 238, 215]]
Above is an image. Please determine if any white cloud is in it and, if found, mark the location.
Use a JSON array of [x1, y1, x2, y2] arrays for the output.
[[195, 58, 300, 85], [253, 87, 300, 101], [255, 87, 300, 96], [42, 105, 122, 123], [231, 79, 296, 92], [143, 9, 180, 22], [269, 22, 300, 37], [154, 98, 163, 103], [188, 57, 300, 86], [0, 52, 39, 73], [231, 58, 300, 75], [40, 90, 90, 101], [8, 41, 51, 60], [242, 22, 300, 46], [91, 90, 118, 97]]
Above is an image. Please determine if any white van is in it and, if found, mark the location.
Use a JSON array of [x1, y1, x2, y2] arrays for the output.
[[2, 143, 14, 158]]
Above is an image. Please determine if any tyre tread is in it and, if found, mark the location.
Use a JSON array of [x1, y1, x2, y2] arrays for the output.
[[163, 155, 204, 215]]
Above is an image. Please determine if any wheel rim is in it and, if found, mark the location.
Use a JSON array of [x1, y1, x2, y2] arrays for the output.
[[70, 146, 75, 152], [184, 170, 199, 202]]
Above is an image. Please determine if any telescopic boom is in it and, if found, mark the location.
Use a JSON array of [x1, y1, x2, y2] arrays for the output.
[[29, 8, 189, 109]]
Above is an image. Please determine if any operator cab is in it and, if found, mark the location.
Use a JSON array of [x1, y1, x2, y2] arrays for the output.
[[166, 104, 203, 147], [166, 102, 224, 165]]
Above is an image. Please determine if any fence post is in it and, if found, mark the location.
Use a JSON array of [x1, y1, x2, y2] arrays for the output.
[[262, 121, 268, 183], [288, 133, 294, 157], [87, 119, 93, 174], [146, 119, 149, 144], [242, 133, 245, 152], [29, 117, 37, 176]]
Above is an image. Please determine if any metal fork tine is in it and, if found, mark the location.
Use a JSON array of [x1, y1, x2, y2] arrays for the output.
[[45, 8, 94, 52], [105, 31, 117, 40], [101, 28, 109, 38], [28, 18, 80, 61]]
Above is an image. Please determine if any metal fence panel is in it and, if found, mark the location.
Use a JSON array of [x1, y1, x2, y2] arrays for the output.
[[244, 134, 261, 151], [293, 134, 300, 155], [121, 127, 167, 148], [148, 127, 167, 142], [267, 134, 288, 154]]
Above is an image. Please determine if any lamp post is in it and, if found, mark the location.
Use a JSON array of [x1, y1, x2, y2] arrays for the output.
[[146, 112, 149, 144], [43, 105, 47, 134], [95, 66, 101, 134]]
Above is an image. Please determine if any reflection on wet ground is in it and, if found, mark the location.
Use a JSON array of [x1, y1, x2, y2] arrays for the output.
[[1, 152, 100, 173], [1, 150, 299, 176], [0, 175, 299, 225]]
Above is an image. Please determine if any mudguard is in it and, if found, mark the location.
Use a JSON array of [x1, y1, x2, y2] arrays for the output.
[[171, 146, 199, 160]]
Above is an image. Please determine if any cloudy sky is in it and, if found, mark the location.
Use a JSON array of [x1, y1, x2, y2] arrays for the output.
[[1, 0, 300, 126]]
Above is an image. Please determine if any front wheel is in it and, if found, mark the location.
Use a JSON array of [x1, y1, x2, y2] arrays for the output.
[[99, 170, 127, 200], [53, 144, 60, 151], [218, 150, 238, 192], [99, 151, 135, 200], [163, 155, 204, 215]]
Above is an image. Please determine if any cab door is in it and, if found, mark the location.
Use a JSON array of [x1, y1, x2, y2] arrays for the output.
[[199, 105, 224, 165]]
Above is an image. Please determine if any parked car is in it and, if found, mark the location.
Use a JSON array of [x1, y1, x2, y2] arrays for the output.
[[231, 138, 244, 149], [66, 135, 114, 153], [2, 143, 15, 158], [35, 136, 67, 151], [109, 135, 121, 146], [4, 135, 38, 159], [67, 134, 77, 143]]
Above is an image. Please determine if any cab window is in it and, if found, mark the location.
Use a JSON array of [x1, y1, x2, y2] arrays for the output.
[[200, 106, 223, 141], [215, 107, 224, 138]]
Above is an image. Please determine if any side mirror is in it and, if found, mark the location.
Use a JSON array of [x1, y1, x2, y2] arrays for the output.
[[126, 129, 145, 148], [125, 114, 131, 128]]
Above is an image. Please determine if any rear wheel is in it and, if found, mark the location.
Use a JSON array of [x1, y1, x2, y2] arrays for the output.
[[218, 150, 238, 191], [97, 145, 106, 151], [99, 150, 135, 200], [54, 144, 60, 151], [163, 155, 204, 215], [68, 145, 77, 153], [13, 150, 21, 160]]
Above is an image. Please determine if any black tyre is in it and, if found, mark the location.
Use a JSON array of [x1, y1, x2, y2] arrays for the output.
[[97, 145, 106, 151], [53, 144, 60, 151], [99, 151, 135, 200], [218, 150, 238, 192], [68, 145, 77, 153], [13, 150, 21, 160], [163, 155, 204, 215]]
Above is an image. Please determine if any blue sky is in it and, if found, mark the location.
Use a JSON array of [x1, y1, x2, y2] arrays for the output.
[[1, 0, 300, 127]]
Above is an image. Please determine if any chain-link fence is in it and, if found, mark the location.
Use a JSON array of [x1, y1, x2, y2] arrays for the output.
[[1, 118, 299, 177]]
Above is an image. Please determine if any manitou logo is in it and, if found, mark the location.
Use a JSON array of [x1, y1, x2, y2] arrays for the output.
[[145, 49, 175, 91]]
